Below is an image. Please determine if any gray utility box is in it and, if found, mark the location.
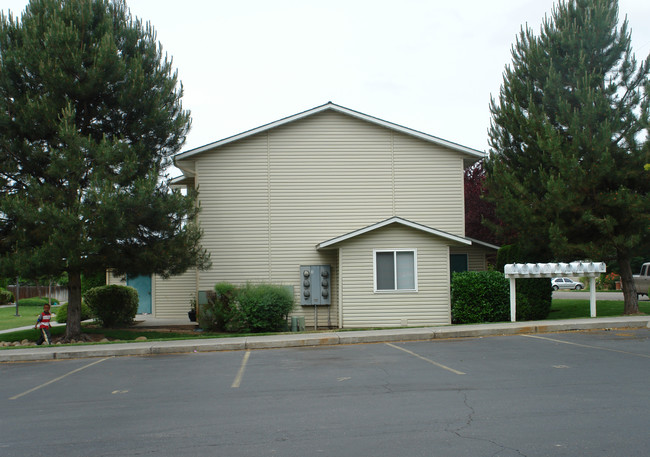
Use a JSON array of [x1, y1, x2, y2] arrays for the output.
[[300, 265, 331, 306], [290, 316, 306, 332]]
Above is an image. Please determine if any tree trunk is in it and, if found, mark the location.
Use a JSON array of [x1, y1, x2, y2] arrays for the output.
[[65, 270, 83, 340], [618, 254, 639, 315]]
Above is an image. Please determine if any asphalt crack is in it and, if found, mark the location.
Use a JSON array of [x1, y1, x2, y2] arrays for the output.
[[446, 391, 528, 457]]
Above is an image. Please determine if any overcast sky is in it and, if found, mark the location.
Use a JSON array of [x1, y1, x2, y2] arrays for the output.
[[3, 0, 650, 159]]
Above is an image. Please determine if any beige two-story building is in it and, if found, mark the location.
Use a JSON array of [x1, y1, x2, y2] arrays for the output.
[[109, 102, 497, 328]]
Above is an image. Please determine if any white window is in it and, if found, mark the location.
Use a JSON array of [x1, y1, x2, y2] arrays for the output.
[[374, 250, 417, 292]]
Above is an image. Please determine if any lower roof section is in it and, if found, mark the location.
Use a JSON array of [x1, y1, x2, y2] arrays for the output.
[[316, 216, 471, 250]]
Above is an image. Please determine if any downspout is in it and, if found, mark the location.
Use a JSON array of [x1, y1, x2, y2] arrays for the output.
[[391, 132, 396, 216], [338, 248, 343, 328], [267, 131, 272, 281]]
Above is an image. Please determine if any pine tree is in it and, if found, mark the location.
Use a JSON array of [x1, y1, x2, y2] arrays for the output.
[[0, 0, 210, 339], [485, 0, 650, 314]]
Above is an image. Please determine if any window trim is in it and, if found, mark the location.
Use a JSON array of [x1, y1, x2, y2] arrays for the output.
[[373, 249, 418, 293]]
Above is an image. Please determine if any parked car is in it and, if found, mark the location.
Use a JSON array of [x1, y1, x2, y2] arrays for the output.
[[633, 262, 649, 297], [551, 277, 584, 290]]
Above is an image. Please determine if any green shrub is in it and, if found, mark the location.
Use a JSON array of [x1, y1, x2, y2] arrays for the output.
[[55, 302, 94, 323], [198, 282, 243, 332], [495, 244, 553, 321], [451, 270, 510, 324], [81, 271, 107, 295], [84, 285, 138, 327], [515, 278, 552, 321], [18, 297, 60, 307], [237, 283, 295, 333], [0, 288, 13, 305]]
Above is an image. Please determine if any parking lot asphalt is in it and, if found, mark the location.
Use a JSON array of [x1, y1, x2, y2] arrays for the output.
[[1, 315, 649, 363], [3, 328, 650, 456]]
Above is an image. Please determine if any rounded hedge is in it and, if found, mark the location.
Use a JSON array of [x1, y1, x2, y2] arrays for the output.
[[55, 302, 94, 323], [451, 270, 510, 324], [83, 285, 139, 327], [17, 297, 60, 307], [237, 283, 294, 332]]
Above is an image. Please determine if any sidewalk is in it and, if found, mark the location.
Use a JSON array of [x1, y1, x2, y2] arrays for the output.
[[1, 315, 649, 363]]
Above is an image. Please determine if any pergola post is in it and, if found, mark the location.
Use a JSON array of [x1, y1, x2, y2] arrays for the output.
[[590, 276, 597, 318], [510, 277, 517, 322]]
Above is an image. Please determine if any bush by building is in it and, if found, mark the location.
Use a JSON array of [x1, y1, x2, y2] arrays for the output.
[[83, 285, 138, 327], [199, 282, 295, 333], [237, 283, 294, 332], [451, 270, 510, 324], [198, 282, 242, 332]]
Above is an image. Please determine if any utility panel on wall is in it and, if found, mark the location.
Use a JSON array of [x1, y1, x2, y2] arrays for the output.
[[300, 265, 331, 306]]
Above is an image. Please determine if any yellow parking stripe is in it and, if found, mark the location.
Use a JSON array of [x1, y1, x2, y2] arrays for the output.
[[231, 351, 251, 388]]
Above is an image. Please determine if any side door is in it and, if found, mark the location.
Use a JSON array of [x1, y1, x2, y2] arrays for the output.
[[126, 275, 152, 314], [450, 254, 469, 280]]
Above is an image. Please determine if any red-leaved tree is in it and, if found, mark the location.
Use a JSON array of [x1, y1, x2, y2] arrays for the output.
[[464, 161, 502, 246]]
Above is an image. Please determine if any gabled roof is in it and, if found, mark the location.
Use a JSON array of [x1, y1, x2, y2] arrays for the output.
[[175, 102, 486, 162], [316, 216, 472, 250]]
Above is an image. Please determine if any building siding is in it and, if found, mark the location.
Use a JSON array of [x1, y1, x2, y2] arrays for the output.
[[107, 270, 197, 319], [170, 108, 479, 326], [336, 224, 452, 328], [152, 270, 197, 319]]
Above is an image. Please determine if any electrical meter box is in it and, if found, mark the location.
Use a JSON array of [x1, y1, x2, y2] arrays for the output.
[[300, 265, 331, 306]]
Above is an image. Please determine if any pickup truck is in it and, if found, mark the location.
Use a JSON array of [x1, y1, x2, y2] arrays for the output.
[[634, 263, 650, 297]]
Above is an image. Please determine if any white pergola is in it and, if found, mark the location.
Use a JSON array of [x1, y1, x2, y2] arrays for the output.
[[504, 261, 607, 322]]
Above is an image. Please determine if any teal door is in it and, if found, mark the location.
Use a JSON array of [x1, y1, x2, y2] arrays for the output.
[[127, 275, 152, 314], [450, 254, 469, 280]]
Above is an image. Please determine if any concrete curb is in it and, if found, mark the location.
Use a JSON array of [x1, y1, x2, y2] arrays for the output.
[[1, 316, 649, 363]]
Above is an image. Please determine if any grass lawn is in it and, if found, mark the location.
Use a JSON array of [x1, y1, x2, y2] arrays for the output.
[[0, 325, 218, 344], [548, 299, 650, 319], [0, 305, 52, 331]]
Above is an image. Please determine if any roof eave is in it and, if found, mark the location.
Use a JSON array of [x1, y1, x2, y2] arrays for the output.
[[466, 237, 500, 251]]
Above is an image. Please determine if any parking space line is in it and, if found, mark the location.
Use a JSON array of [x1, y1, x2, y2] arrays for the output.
[[9, 357, 111, 400], [231, 351, 251, 388], [521, 334, 650, 359], [386, 343, 466, 375]]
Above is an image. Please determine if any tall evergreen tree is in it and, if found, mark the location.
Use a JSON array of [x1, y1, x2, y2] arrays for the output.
[[0, 0, 210, 339], [485, 0, 650, 314]]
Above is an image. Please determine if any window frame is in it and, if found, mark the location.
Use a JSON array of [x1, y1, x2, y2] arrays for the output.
[[373, 249, 418, 293]]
